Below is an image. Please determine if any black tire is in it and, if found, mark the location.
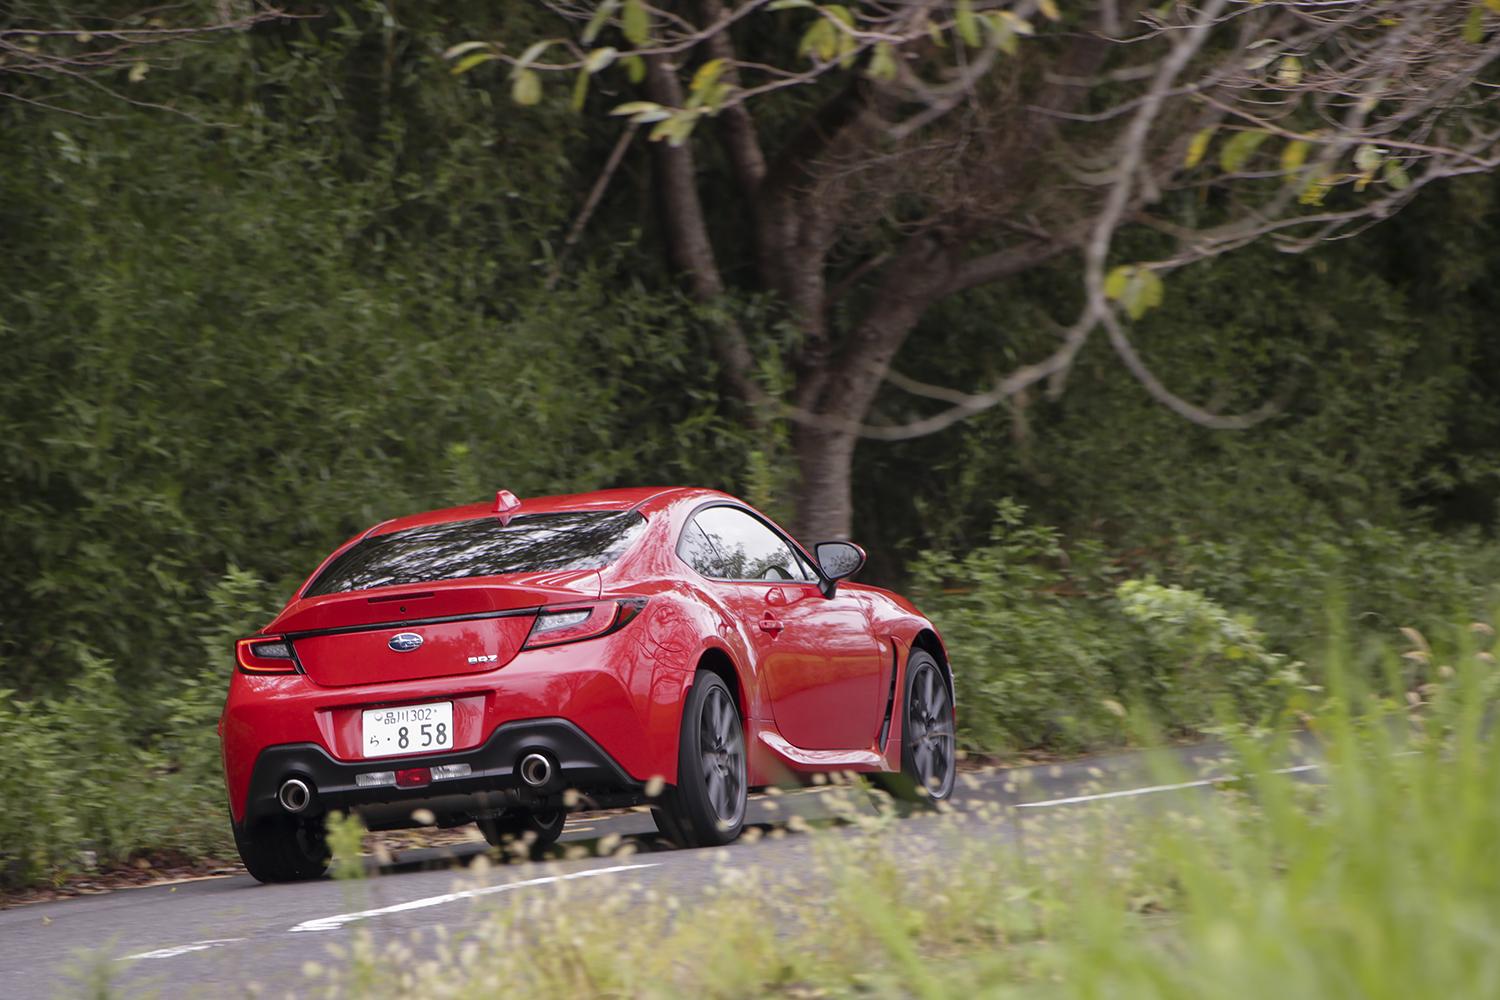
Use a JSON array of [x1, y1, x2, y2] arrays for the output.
[[875, 649, 956, 804], [654, 672, 746, 848], [232, 813, 329, 883], [478, 808, 566, 855]]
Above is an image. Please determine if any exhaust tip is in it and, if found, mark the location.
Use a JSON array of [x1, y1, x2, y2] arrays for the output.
[[279, 777, 312, 813], [518, 752, 553, 788]]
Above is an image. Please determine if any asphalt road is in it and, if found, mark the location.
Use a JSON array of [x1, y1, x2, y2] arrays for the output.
[[0, 739, 1319, 998]]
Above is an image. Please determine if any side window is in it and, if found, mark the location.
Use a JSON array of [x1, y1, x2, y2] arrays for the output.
[[686, 507, 812, 582], [677, 521, 724, 578]]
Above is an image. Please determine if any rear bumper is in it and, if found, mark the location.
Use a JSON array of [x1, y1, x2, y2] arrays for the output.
[[242, 717, 639, 827], [220, 631, 697, 823]]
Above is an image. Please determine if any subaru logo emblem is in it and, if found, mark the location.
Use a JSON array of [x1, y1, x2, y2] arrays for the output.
[[388, 632, 423, 653]]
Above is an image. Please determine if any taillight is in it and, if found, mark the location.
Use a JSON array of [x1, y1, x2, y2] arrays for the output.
[[236, 636, 298, 674], [522, 598, 646, 650]]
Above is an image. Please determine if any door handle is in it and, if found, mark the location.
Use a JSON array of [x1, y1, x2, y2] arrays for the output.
[[759, 616, 784, 634]]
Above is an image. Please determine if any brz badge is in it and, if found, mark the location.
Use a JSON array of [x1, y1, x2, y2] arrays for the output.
[[388, 632, 423, 653], [467, 653, 498, 665]]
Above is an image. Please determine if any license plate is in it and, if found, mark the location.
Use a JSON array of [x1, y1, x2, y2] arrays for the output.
[[361, 701, 454, 759]]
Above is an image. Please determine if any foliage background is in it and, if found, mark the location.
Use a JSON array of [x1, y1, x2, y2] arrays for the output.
[[1, 2, 1497, 886]]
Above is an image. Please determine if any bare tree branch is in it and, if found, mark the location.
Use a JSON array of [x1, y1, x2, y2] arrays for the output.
[[1, 2, 292, 114]]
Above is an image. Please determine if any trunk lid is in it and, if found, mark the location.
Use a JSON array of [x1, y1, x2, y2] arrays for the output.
[[273, 570, 598, 688]]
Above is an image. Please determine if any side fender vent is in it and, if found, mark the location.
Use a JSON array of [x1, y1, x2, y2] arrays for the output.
[[876, 640, 901, 749]]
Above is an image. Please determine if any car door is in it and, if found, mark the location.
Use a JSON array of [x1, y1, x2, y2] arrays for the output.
[[680, 505, 884, 751]]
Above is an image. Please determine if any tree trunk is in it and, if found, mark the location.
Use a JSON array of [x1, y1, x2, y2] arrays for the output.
[[791, 421, 858, 544], [788, 245, 950, 542]]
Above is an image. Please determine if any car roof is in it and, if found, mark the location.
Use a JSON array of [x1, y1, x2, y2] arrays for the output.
[[363, 486, 721, 538]]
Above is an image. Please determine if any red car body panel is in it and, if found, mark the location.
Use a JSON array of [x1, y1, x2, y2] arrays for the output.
[[219, 487, 949, 825]]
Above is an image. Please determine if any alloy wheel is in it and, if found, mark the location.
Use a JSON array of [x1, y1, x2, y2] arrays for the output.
[[906, 660, 955, 797], [698, 684, 746, 828]]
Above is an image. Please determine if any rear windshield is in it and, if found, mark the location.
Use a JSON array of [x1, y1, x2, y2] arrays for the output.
[[303, 511, 647, 597]]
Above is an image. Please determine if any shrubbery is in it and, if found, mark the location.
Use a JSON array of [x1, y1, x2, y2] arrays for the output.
[[914, 500, 1497, 754], [0, 655, 226, 889]]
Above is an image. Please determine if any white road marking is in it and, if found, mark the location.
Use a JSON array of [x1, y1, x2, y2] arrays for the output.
[[124, 938, 246, 961], [288, 862, 659, 933], [1016, 763, 1321, 809]]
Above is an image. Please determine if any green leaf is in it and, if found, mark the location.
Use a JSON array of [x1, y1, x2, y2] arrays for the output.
[[1184, 127, 1215, 168], [1277, 55, 1302, 86], [1298, 170, 1333, 206], [1354, 143, 1383, 172], [1105, 265, 1164, 319], [1000, 11, 1035, 35], [1038, 0, 1061, 22], [1279, 139, 1309, 176], [583, 47, 618, 74], [799, 19, 837, 61], [984, 13, 1018, 54], [450, 52, 498, 76], [516, 40, 553, 68], [1140, 270, 1163, 311], [768, 0, 815, 8], [1487, 0, 1500, 13], [623, 54, 646, 83], [610, 100, 671, 123], [1464, 6, 1485, 43], [868, 42, 898, 82], [691, 58, 726, 92], [571, 70, 590, 112], [648, 113, 698, 146], [837, 34, 858, 68], [956, 0, 981, 47], [1219, 130, 1269, 172], [1383, 159, 1412, 191], [697, 81, 733, 112], [128, 61, 149, 83], [511, 67, 542, 106], [1104, 266, 1131, 301], [442, 41, 492, 61], [1243, 39, 1279, 71], [582, 0, 621, 45], [623, 0, 650, 46]]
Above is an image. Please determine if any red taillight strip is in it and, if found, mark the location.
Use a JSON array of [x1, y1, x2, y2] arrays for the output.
[[521, 598, 647, 650], [235, 636, 299, 674]]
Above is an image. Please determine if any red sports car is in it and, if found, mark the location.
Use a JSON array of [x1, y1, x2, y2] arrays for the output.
[[220, 487, 956, 882]]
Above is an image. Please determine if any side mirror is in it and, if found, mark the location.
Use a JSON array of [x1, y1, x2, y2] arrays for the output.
[[814, 541, 866, 596]]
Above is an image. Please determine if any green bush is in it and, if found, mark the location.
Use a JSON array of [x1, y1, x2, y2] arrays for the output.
[[0, 652, 228, 889], [1115, 579, 1305, 727], [910, 501, 1130, 751], [1167, 523, 1500, 665], [911, 502, 1300, 753]]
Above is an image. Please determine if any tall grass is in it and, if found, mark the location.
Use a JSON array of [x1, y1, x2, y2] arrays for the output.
[[292, 621, 1499, 999]]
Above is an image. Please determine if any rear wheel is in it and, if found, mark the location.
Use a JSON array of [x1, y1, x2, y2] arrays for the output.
[[875, 649, 956, 804], [232, 813, 329, 883], [479, 808, 566, 855], [654, 672, 746, 847]]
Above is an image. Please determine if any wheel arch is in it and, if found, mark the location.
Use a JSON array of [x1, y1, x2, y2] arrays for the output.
[[906, 629, 954, 716], [694, 645, 748, 723], [906, 629, 954, 683]]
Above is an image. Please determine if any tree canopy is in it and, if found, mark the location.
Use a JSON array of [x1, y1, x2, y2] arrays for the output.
[[449, 0, 1500, 538]]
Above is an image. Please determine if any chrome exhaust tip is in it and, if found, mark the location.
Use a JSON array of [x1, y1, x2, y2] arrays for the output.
[[278, 777, 312, 813], [518, 752, 552, 788]]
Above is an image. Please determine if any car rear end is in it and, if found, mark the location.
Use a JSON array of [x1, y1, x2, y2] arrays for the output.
[[219, 500, 663, 853]]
